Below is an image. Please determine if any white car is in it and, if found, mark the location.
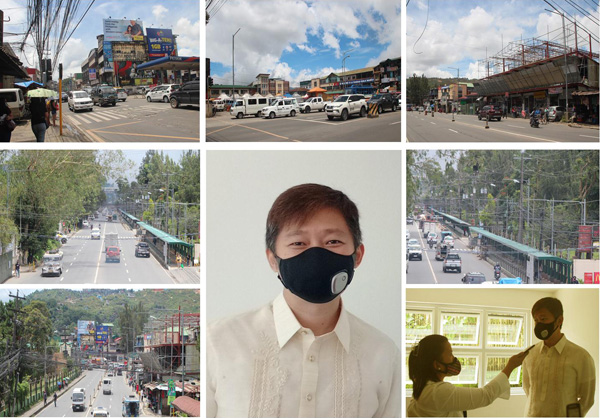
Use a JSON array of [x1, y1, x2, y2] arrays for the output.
[[261, 98, 298, 119], [82, 220, 89, 228], [145, 84, 180, 103], [67, 90, 93, 112], [91, 228, 101, 240], [408, 238, 419, 247], [116, 88, 127, 102], [443, 236, 455, 248]]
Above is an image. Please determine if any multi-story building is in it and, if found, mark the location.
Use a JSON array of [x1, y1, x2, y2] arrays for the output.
[[374, 57, 401, 92], [81, 48, 98, 86]]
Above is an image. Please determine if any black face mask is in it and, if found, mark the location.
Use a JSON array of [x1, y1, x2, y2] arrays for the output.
[[438, 357, 462, 376], [534, 320, 559, 340], [276, 247, 356, 304]]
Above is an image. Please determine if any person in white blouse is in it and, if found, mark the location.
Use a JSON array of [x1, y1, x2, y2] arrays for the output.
[[522, 297, 596, 417], [407, 334, 529, 417], [207, 183, 401, 418]]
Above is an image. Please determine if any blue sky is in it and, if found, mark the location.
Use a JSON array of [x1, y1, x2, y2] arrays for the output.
[[3, 0, 199, 78], [407, 0, 599, 79], [206, 0, 401, 87]]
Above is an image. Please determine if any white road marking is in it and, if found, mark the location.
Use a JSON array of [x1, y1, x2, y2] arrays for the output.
[[126, 269, 129, 274], [430, 122, 436, 125], [66, 269, 69, 273], [60, 277, 64, 282], [449, 129, 459, 133], [128, 278, 131, 282], [507, 125, 525, 129], [580, 134, 599, 139]]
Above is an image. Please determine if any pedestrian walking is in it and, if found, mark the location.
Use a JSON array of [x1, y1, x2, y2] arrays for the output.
[[15, 261, 20, 278], [0, 98, 15, 142], [43, 390, 47, 405], [47, 99, 57, 126], [30, 97, 49, 142], [53, 392, 57, 407]]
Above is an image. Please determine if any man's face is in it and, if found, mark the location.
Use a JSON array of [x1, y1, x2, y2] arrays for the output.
[[533, 307, 563, 330], [267, 207, 364, 272], [130, 20, 136, 25]]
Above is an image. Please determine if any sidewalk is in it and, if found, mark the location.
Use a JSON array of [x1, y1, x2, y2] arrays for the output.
[[20, 372, 86, 417], [9, 118, 91, 142], [167, 266, 200, 284]]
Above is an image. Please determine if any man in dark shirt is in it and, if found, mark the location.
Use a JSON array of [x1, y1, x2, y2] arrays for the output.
[[29, 97, 48, 142]]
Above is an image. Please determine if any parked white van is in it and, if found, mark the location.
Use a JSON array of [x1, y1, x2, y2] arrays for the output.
[[102, 378, 112, 395], [0, 88, 26, 119], [261, 98, 299, 119], [230, 97, 270, 119]]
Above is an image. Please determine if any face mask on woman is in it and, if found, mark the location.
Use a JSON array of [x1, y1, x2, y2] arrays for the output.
[[437, 357, 462, 376]]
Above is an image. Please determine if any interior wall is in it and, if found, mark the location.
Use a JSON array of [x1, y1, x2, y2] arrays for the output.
[[406, 288, 599, 417]]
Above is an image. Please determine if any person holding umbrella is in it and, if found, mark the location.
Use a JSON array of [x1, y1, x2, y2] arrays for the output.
[[27, 88, 55, 142]]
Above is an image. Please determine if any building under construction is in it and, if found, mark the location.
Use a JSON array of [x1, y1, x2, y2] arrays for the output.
[[474, 20, 599, 120]]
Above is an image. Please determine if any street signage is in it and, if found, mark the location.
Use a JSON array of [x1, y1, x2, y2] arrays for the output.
[[167, 379, 176, 405]]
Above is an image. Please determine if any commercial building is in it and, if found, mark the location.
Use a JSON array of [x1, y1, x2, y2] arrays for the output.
[[473, 25, 599, 122]]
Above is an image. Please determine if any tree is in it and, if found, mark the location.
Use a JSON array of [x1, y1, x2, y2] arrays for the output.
[[22, 300, 53, 352], [406, 73, 430, 105]]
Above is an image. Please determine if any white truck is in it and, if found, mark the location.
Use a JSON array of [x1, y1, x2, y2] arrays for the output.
[[102, 378, 112, 395], [104, 232, 118, 252], [71, 388, 86, 412], [325, 94, 367, 121], [299, 96, 327, 113]]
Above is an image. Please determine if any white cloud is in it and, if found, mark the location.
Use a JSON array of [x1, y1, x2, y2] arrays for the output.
[[174, 17, 200, 56], [152, 5, 169, 20], [322, 32, 341, 58], [297, 44, 316, 54], [350, 41, 360, 49]]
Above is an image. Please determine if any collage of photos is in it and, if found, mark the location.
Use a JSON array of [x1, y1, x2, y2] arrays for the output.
[[0, 0, 598, 417]]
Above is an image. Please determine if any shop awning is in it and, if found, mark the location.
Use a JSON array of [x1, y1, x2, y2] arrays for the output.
[[572, 90, 599, 96], [15, 80, 43, 88], [171, 396, 200, 417], [0, 48, 29, 78], [308, 87, 326, 93]]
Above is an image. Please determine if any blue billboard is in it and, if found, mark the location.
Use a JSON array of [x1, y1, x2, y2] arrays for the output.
[[96, 325, 109, 344], [146, 28, 174, 60]]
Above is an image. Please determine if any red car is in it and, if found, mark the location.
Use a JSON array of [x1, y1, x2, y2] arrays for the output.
[[478, 104, 503, 121]]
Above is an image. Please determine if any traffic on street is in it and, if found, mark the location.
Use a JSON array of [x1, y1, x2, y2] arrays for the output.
[[406, 220, 496, 284], [6, 211, 175, 285], [1, 1, 199, 143], [0, 150, 200, 285], [206, 1, 400, 142], [407, 110, 599, 143], [206, 106, 401, 142]]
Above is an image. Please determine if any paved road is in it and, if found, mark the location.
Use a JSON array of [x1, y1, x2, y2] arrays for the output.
[[62, 96, 199, 142], [406, 222, 498, 284], [36, 370, 143, 417], [206, 108, 401, 142], [407, 111, 599, 142], [7, 216, 175, 285]]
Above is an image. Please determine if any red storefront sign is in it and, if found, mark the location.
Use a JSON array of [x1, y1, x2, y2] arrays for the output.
[[578, 226, 593, 252], [584, 272, 593, 284]]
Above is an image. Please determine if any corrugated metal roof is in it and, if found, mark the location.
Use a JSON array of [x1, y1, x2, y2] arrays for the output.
[[137, 222, 193, 247]]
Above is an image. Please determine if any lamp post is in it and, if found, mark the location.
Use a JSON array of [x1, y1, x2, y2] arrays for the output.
[[232, 28, 241, 101]]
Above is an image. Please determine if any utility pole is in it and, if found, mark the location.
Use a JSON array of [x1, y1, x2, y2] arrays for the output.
[[517, 151, 525, 243], [8, 290, 25, 417], [232, 28, 241, 101]]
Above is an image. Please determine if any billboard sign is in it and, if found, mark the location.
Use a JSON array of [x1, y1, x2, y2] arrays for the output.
[[95, 325, 109, 344], [89, 68, 96, 80], [103, 19, 144, 42], [103, 41, 113, 62], [146, 28, 174, 60], [578, 225, 593, 253]]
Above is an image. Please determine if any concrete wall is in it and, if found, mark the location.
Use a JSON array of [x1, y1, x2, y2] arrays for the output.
[[0, 250, 13, 282]]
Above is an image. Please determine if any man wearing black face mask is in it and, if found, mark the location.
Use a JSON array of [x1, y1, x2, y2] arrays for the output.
[[522, 297, 596, 417], [207, 184, 400, 418]]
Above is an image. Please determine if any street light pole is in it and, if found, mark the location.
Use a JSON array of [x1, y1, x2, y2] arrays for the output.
[[232, 28, 241, 102]]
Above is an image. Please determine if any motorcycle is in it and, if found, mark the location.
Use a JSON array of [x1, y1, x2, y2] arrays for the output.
[[494, 270, 501, 280], [530, 113, 540, 128], [428, 240, 434, 249]]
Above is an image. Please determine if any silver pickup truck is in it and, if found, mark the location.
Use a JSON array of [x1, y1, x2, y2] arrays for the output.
[[443, 253, 462, 273]]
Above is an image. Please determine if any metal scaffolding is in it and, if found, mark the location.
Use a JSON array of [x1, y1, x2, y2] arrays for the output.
[[476, 21, 599, 79]]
